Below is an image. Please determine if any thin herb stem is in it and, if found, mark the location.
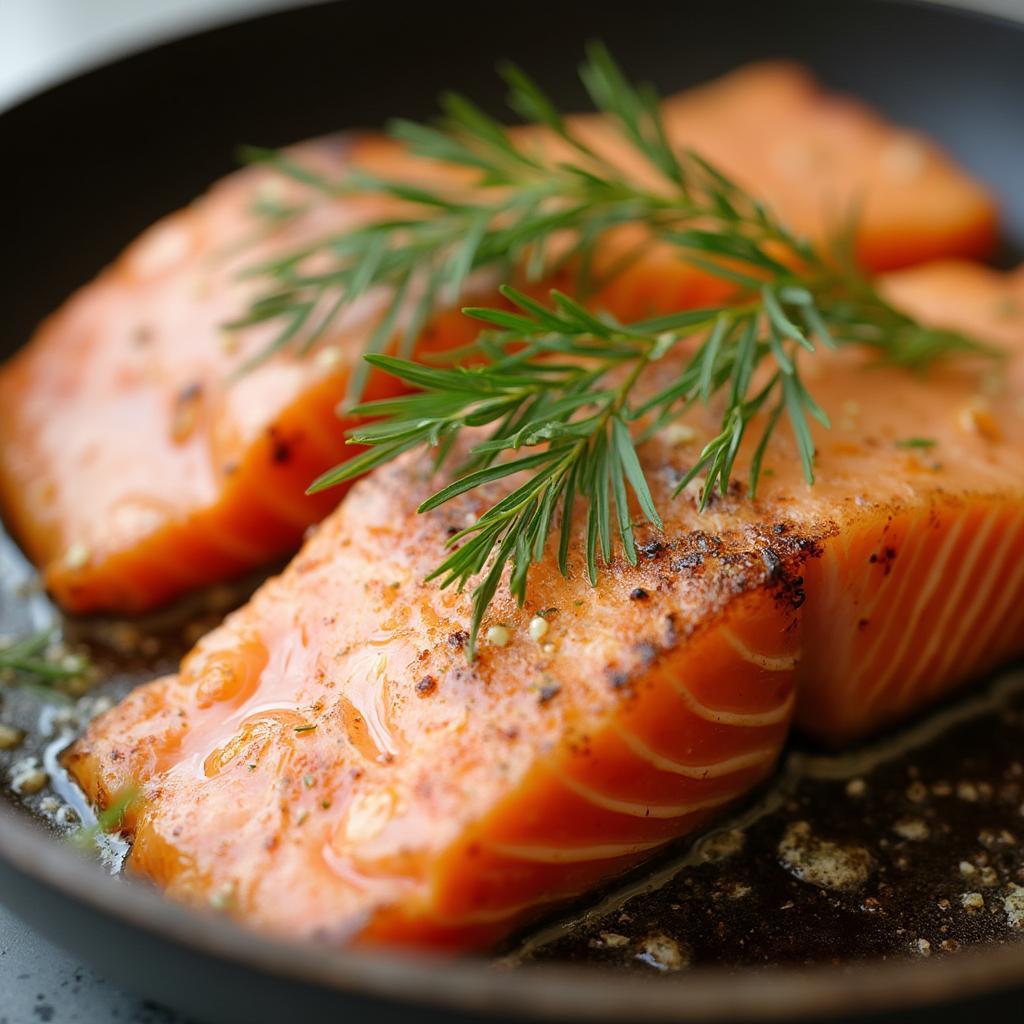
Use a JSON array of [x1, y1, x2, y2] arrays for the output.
[[232, 44, 997, 658], [0, 630, 90, 689]]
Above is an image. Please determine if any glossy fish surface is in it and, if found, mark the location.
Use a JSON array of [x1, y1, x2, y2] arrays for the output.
[[66, 262, 1024, 950]]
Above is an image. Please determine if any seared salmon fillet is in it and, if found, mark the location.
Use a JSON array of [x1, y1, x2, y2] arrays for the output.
[[66, 262, 1024, 950], [796, 262, 1024, 742], [0, 63, 996, 615]]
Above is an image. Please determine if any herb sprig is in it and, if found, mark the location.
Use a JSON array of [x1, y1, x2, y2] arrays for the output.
[[237, 45, 993, 658], [0, 629, 90, 692], [70, 785, 139, 852], [230, 44, 806, 389]]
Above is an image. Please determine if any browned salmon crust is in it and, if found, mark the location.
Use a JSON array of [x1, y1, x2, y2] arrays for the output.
[[67, 263, 1024, 951]]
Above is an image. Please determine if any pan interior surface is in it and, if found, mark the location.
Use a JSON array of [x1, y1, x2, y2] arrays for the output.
[[2, 1, 1024, 1021]]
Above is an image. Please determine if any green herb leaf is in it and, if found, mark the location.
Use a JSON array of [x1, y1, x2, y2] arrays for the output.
[[895, 436, 938, 449], [0, 630, 91, 692], [229, 44, 995, 657]]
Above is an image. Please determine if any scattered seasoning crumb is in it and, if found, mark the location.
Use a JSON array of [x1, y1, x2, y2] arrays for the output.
[[541, 643, 555, 655], [528, 616, 549, 642], [932, 781, 952, 797], [314, 345, 343, 370], [959, 861, 977, 877], [303, 774, 315, 789], [662, 423, 696, 446], [0, 723, 24, 751], [916, 938, 932, 957], [210, 883, 236, 912], [88, 695, 115, 720], [486, 625, 510, 648], [977, 865, 1000, 888], [1004, 885, 1024, 928], [979, 827, 1017, 849], [629, 588, 650, 601], [961, 892, 985, 912], [892, 818, 930, 842], [957, 781, 979, 802], [416, 675, 437, 696], [63, 542, 90, 570], [294, 724, 317, 734], [777, 821, 874, 892], [635, 934, 688, 972], [723, 881, 752, 900], [55, 805, 80, 828], [845, 778, 867, 798], [296, 810, 310, 826], [697, 829, 746, 863], [593, 932, 630, 949], [905, 781, 928, 803], [10, 763, 49, 796], [940, 939, 960, 953]]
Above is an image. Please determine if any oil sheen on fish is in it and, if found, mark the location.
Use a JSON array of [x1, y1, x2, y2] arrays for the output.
[[66, 262, 1024, 950], [0, 63, 996, 615]]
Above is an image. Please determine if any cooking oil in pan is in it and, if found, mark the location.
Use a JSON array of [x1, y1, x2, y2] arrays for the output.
[[3, 527, 1024, 969]]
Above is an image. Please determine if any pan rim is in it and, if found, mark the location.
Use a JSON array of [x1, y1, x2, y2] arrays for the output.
[[3, 0, 1024, 1018], [6, 798, 1024, 1024], [5, 803, 1024, 1022]]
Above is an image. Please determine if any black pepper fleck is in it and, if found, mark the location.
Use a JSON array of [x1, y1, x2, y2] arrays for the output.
[[268, 428, 292, 464], [447, 630, 469, 650], [538, 682, 561, 704]]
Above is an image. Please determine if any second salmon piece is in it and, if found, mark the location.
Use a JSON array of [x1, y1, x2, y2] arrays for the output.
[[0, 63, 996, 615], [66, 262, 1024, 950]]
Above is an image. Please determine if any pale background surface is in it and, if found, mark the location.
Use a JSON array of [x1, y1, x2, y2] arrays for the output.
[[1, 0, 1022, 111], [0, 0, 1021, 1021]]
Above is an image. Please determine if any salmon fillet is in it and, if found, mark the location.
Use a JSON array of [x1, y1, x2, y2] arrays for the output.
[[66, 261, 1024, 950], [0, 63, 996, 615]]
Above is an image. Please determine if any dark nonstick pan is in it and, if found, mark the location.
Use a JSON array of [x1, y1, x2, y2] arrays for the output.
[[2, 1, 1024, 1021]]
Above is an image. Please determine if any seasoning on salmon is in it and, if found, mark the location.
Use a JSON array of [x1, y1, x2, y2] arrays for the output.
[[796, 261, 1024, 742], [66, 262, 1024, 950], [0, 63, 996, 616]]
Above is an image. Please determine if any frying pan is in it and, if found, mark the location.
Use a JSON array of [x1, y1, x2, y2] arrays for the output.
[[1, 1, 1023, 1020]]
